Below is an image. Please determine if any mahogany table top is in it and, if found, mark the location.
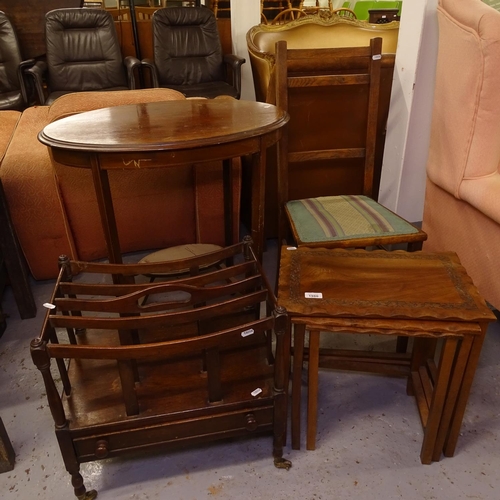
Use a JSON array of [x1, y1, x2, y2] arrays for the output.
[[278, 247, 495, 324], [38, 99, 289, 154]]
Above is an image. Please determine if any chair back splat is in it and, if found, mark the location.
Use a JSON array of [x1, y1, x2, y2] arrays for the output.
[[30, 240, 291, 499]]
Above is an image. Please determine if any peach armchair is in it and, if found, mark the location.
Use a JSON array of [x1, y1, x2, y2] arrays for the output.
[[422, 0, 500, 310]]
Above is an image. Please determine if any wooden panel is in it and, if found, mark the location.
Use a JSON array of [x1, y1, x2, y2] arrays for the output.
[[0, 0, 82, 58]]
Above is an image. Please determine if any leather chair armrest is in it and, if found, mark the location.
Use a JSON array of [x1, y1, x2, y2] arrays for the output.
[[223, 54, 246, 99], [124, 56, 141, 90], [17, 59, 36, 105], [25, 61, 48, 105], [141, 59, 160, 88]]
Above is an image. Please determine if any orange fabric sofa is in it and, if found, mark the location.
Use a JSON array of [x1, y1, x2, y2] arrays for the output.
[[422, 0, 500, 310], [0, 89, 240, 280]]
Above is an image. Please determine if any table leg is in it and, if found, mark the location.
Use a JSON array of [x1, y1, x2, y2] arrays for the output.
[[291, 323, 305, 450], [432, 334, 473, 462], [222, 158, 233, 249], [90, 156, 123, 265], [306, 329, 320, 451], [444, 326, 487, 457], [420, 337, 458, 464], [407, 337, 437, 396], [250, 148, 266, 262], [277, 123, 289, 248]]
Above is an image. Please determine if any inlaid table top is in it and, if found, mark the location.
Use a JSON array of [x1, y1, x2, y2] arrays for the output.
[[278, 247, 495, 323], [39, 99, 288, 155]]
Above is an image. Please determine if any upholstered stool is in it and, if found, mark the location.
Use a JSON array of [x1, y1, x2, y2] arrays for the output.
[[139, 243, 223, 279], [277, 246, 495, 464]]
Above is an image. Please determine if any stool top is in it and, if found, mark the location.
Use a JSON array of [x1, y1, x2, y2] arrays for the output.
[[278, 247, 496, 324], [139, 244, 223, 276]]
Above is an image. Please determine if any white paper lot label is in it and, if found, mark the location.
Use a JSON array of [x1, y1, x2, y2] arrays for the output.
[[241, 328, 255, 338], [251, 388, 263, 397], [305, 292, 323, 299]]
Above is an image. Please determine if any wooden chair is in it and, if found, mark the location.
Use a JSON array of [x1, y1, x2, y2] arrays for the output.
[[261, 0, 293, 23], [30, 239, 291, 499], [271, 8, 309, 24], [333, 7, 357, 18], [298, 0, 333, 14], [210, 0, 231, 19], [134, 6, 160, 20], [105, 7, 130, 21], [274, 39, 426, 253]]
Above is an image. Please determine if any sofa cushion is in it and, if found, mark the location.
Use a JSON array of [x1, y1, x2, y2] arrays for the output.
[[0, 105, 75, 279], [47, 88, 186, 123], [0, 111, 20, 162]]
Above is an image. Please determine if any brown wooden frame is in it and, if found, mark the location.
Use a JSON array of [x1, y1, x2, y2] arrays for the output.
[[31, 239, 291, 499]]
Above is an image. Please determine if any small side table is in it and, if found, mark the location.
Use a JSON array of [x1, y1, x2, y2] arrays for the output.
[[39, 99, 289, 265], [277, 247, 495, 464]]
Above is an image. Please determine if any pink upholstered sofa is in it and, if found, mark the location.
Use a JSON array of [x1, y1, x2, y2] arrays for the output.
[[422, 0, 500, 310], [0, 89, 240, 280]]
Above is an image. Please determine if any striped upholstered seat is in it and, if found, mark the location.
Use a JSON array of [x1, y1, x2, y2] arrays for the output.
[[286, 195, 425, 249]]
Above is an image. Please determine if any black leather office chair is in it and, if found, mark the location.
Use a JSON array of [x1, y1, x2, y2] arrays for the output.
[[26, 8, 141, 105], [142, 7, 245, 99], [0, 11, 34, 110]]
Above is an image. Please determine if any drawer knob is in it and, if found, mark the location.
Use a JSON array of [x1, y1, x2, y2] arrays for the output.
[[245, 413, 258, 431], [95, 439, 109, 459]]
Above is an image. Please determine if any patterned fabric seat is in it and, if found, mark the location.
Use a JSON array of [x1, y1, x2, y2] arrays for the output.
[[286, 195, 423, 247]]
